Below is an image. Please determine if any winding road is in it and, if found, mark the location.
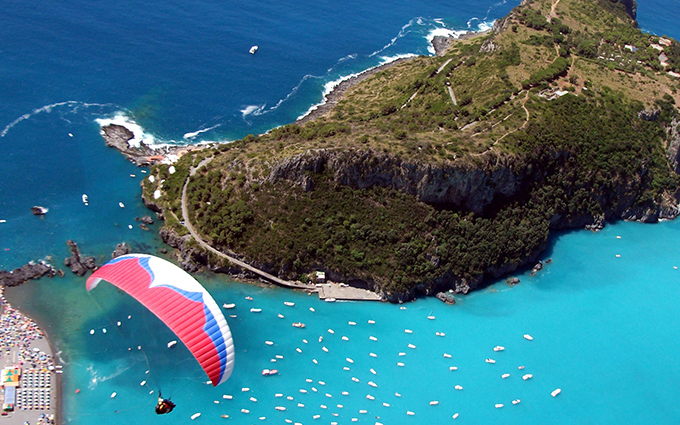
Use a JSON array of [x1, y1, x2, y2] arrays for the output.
[[180, 158, 315, 290]]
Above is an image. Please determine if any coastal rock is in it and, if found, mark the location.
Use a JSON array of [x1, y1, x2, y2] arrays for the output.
[[64, 240, 97, 276], [112, 242, 131, 259], [136, 215, 155, 225], [436, 291, 456, 304], [100, 123, 209, 167], [431, 36, 455, 57], [506, 277, 520, 285], [0, 261, 57, 287], [31, 206, 48, 216]]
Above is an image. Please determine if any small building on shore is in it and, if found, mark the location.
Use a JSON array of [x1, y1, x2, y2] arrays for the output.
[[316, 271, 326, 283]]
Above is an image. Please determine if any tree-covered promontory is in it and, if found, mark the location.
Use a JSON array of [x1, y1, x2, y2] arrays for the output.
[[143, 0, 680, 300]]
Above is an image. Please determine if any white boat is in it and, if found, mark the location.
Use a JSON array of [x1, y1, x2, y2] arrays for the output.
[[427, 315, 435, 320], [82, 194, 89, 205], [485, 358, 496, 364], [250, 308, 262, 313], [284, 301, 295, 306], [119, 202, 125, 208], [249, 45, 258, 54], [110, 392, 117, 398], [495, 403, 504, 408], [167, 340, 177, 348], [493, 346, 505, 352], [512, 399, 521, 405], [551, 388, 562, 397], [443, 353, 452, 358], [429, 400, 439, 405], [191, 412, 201, 420], [404, 329, 413, 334], [223, 303, 236, 309], [523, 334, 533, 341], [454, 385, 463, 390], [522, 374, 533, 380], [325, 297, 337, 302], [501, 373, 510, 379]]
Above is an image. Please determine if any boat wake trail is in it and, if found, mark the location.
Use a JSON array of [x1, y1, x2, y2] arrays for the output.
[[1, 101, 118, 138]]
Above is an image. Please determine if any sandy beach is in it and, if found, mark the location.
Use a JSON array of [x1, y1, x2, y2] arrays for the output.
[[0, 286, 60, 425]]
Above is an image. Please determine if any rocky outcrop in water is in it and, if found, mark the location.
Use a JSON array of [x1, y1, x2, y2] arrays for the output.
[[111, 242, 131, 259], [100, 124, 208, 166], [0, 262, 57, 287], [64, 240, 97, 276]]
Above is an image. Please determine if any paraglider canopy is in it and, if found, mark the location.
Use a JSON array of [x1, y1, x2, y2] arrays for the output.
[[86, 254, 235, 386]]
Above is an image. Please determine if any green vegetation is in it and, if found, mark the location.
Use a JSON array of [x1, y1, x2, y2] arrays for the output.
[[149, 0, 680, 298]]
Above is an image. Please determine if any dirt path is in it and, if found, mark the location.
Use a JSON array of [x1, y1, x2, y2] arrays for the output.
[[181, 160, 314, 290], [549, 0, 561, 22], [469, 91, 531, 156], [447, 85, 458, 106]]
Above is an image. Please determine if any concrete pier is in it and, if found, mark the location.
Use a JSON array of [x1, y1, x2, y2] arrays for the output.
[[317, 284, 383, 301]]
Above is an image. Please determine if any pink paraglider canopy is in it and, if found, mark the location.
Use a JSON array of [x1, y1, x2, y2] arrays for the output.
[[86, 254, 235, 386]]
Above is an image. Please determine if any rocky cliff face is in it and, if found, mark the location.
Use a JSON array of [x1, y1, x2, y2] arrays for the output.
[[268, 150, 521, 215], [267, 148, 679, 227]]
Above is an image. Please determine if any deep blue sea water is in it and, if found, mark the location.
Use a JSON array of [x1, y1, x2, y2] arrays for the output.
[[1, 0, 680, 424]]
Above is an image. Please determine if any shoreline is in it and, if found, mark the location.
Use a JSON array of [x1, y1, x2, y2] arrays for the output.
[[1, 285, 61, 425], [295, 57, 415, 125], [294, 30, 492, 126]]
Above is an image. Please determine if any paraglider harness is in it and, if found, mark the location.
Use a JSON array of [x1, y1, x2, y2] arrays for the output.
[[155, 391, 176, 415]]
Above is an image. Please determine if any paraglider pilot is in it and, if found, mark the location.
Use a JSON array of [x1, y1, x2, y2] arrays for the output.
[[155, 391, 176, 415]]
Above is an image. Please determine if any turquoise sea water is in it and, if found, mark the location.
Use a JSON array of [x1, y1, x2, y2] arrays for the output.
[[9, 220, 680, 424], [2, 0, 680, 424]]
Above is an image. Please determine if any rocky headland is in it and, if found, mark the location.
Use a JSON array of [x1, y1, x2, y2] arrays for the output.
[[100, 124, 210, 166], [130, 0, 680, 301]]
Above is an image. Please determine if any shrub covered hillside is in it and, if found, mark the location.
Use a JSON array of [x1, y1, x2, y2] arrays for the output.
[[145, 0, 680, 300]]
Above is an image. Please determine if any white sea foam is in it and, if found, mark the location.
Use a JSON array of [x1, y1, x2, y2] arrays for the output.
[[240, 104, 267, 119], [467, 17, 496, 32], [184, 124, 221, 140], [1, 100, 115, 138], [95, 113, 158, 149], [369, 19, 416, 57], [296, 54, 416, 122]]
